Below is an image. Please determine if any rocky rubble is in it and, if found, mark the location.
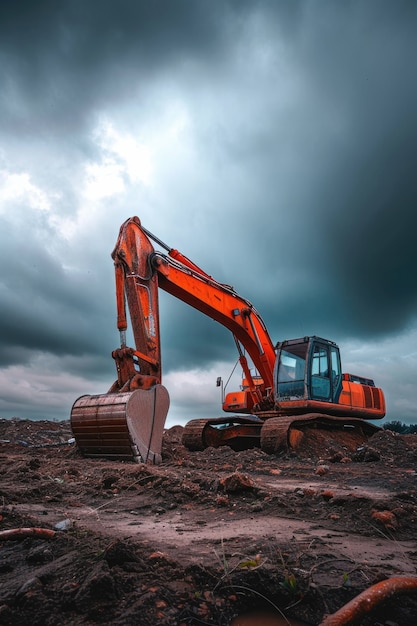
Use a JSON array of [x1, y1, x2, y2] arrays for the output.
[[0, 418, 416, 625]]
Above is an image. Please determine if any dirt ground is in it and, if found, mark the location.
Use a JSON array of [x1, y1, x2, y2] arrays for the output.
[[0, 418, 417, 626]]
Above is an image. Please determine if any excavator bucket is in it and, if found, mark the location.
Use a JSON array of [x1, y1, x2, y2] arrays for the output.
[[70, 385, 170, 464]]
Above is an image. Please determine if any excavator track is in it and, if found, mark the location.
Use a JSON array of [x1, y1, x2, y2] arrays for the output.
[[181, 419, 210, 451], [260, 414, 381, 455], [70, 385, 169, 464], [182, 415, 264, 451], [183, 414, 381, 454]]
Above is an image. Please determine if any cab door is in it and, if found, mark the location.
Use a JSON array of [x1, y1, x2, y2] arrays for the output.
[[309, 340, 342, 403]]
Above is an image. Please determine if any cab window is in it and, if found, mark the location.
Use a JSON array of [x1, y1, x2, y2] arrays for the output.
[[311, 345, 331, 400], [277, 348, 306, 399]]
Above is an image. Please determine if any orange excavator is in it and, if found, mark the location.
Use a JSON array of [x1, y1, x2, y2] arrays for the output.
[[70, 216, 385, 463]]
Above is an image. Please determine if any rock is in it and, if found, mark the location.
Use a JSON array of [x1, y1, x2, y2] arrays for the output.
[[54, 519, 72, 531], [16, 576, 43, 597], [26, 544, 54, 564], [74, 561, 116, 611], [371, 509, 398, 530], [219, 472, 255, 493], [104, 540, 138, 567]]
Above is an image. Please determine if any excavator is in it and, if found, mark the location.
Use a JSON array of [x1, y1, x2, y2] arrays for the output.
[[70, 216, 385, 463]]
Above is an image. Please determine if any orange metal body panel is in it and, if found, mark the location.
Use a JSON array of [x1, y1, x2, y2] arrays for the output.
[[223, 390, 254, 412], [338, 379, 386, 419]]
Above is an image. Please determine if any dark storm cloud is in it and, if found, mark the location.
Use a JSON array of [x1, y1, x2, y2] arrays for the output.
[[159, 296, 238, 371], [1, 0, 417, 422], [2, 0, 415, 338], [182, 0, 417, 345], [299, 1, 417, 337], [0, 0, 251, 134], [0, 214, 115, 369]]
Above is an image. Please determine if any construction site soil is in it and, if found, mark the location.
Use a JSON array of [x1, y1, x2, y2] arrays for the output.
[[0, 418, 417, 625]]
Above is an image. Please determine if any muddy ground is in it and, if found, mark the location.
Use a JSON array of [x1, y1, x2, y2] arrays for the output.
[[0, 418, 417, 625]]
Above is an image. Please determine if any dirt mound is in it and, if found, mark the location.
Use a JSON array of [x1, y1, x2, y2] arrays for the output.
[[0, 419, 416, 625]]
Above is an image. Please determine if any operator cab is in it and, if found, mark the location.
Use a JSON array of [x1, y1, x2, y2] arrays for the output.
[[275, 336, 343, 404]]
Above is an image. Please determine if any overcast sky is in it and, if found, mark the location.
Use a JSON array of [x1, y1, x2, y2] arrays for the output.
[[1, 0, 417, 427]]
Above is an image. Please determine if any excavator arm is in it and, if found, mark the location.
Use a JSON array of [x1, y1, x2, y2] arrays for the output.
[[109, 217, 162, 392]]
